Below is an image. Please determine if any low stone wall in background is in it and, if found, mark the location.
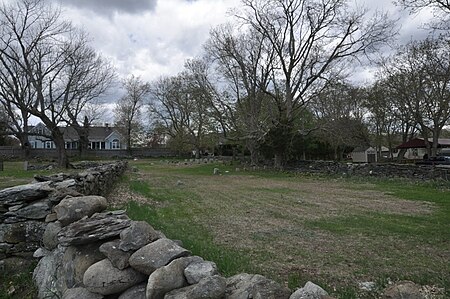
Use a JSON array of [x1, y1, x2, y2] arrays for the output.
[[286, 161, 450, 181]]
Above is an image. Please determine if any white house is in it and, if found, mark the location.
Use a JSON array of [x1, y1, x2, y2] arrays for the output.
[[28, 123, 126, 150]]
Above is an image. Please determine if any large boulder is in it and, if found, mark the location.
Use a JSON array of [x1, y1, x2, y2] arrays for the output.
[[99, 239, 132, 270], [165, 275, 227, 299], [226, 273, 292, 299], [7, 199, 51, 220], [146, 256, 203, 299], [129, 238, 190, 275], [290, 281, 329, 299], [54, 196, 108, 226], [184, 260, 219, 284], [382, 281, 425, 299], [119, 221, 160, 251], [58, 211, 131, 246], [61, 243, 105, 289], [33, 243, 104, 299], [118, 283, 146, 299], [83, 259, 147, 296], [33, 245, 67, 299]]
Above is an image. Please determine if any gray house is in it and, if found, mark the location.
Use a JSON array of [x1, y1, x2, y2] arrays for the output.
[[28, 123, 126, 150], [351, 146, 377, 163]]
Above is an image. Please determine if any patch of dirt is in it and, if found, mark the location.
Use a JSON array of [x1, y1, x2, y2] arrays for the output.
[[106, 180, 168, 209]]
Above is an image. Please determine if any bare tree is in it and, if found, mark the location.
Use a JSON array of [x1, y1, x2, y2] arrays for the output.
[[61, 32, 116, 156], [0, 61, 33, 155], [149, 62, 216, 158], [236, 0, 397, 167], [310, 80, 369, 160], [206, 24, 275, 164], [0, 0, 114, 167], [364, 79, 418, 160], [114, 75, 149, 151], [380, 37, 450, 157], [395, 0, 450, 30]]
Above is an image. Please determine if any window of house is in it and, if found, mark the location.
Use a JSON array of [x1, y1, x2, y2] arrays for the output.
[[111, 139, 120, 149], [45, 141, 53, 149]]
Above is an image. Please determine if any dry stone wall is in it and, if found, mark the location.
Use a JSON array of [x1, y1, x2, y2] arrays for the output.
[[31, 195, 301, 299], [0, 161, 127, 267], [287, 161, 450, 181]]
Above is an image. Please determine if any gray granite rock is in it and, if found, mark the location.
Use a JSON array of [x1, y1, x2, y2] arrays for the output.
[[99, 239, 132, 270], [290, 281, 328, 299], [83, 259, 147, 295], [129, 238, 190, 275], [119, 221, 160, 251], [226, 273, 291, 299], [33, 245, 68, 299], [184, 260, 219, 284], [58, 212, 131, 246], [9, 199, 51, 220], [54, 196, 108, 226], [43, 221, 62, 250], [382, 281, 425, 299], [118, 283, 146, 299], [0, 182, 53, 206], [63, 287, 104, 299], [146, 256, 203, 299], [165, 275, 227, 299]]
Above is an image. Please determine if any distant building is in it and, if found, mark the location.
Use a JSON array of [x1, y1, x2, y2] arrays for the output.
[[351, 146, 377, 163], [28, 123, 126, 150], [396, 138, 450, 159]]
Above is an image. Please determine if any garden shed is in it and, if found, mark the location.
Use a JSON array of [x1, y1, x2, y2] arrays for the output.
[[351, 147, 377, 163]]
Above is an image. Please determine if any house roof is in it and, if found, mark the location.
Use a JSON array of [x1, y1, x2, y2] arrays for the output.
[[61, 126, 120, 141], [352, 146, 374, 153], [396, 138, 450, 149], [29, 123, 122, 141]]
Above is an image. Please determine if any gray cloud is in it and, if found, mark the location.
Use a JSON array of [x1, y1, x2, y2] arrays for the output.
[[56, 0, 157, 16]]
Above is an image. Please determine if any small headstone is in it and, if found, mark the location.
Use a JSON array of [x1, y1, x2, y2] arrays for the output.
[[213, 168, 220, 175], [23, 161, 28, 171]]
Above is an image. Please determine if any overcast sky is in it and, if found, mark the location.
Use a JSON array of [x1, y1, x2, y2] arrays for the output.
[[52, 0, 433, 81]]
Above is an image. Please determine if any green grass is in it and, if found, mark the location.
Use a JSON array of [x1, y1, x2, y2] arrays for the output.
[[0, 161, 60, 189], [116, 159, 450, 298], [125, 201, 256, 276], [0, 263, 36, 299]]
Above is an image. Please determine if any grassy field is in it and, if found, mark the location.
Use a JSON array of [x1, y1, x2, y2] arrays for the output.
[[109, 159, 450, 298]]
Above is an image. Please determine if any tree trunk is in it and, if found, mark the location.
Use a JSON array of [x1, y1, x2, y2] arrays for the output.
[[78, 134, 89, 157], [19, 133, 30, 158], [53, 133, 69, 168], [247, 140, 259, 166], [397, 148, 407, 161], [274, 152, 284, 169]]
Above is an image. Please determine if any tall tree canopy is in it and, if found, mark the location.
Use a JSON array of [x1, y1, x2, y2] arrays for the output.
[[0, 0, 115, 167], [234, 0, 397, 167]]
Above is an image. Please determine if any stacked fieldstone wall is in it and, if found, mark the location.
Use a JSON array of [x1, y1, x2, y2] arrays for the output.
[[287, 161, 450, 180], [0, 161, 127, 270]]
